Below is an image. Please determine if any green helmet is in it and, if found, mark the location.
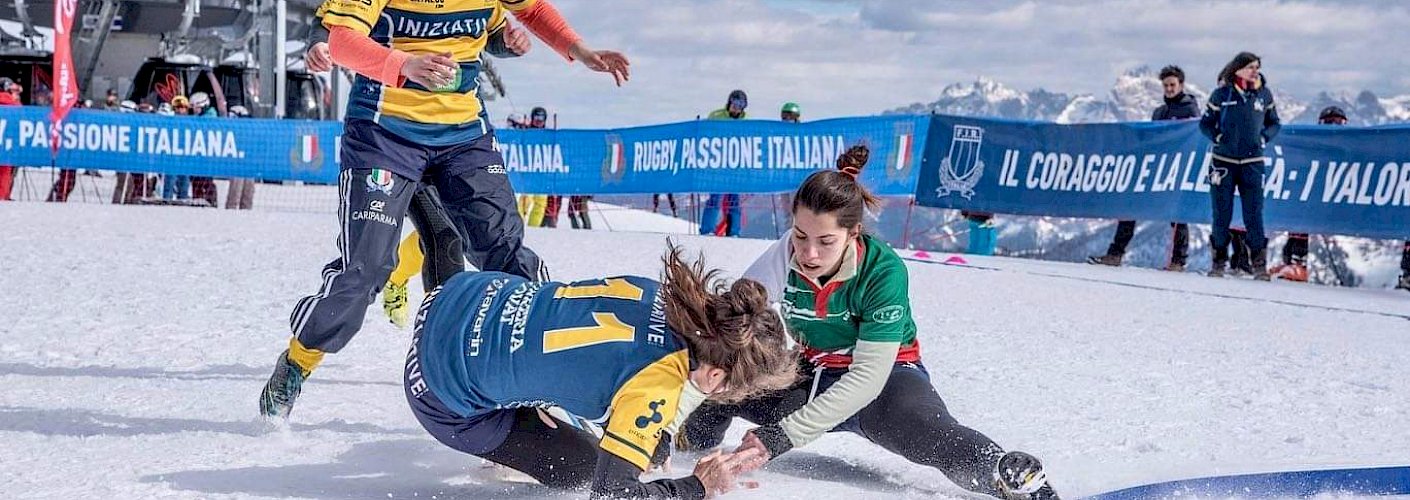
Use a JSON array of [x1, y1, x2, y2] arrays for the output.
[[781, 102, 801, 114]]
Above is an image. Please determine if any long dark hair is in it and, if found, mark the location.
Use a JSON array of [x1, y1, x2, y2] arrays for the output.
[[661, 243, 798, 402], [791, 144, 881, 229], [1217, 51, 1261, 87]]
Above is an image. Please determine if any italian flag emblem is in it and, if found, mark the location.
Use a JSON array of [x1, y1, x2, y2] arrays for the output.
[[300, 135, 319, 163]]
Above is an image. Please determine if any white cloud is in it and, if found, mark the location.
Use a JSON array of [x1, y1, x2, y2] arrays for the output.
[[484, 0, 1409, 128]]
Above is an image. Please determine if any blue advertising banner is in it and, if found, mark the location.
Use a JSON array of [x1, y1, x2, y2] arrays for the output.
[[916, 115, 1410, 240], [0, 106, 926, 195], [495, 116, 927, 196], [0, 106, 343, 184]]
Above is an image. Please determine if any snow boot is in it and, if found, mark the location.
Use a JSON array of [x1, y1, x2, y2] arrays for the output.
[[1252, 250, 1272, 281], [994, 451, 1060, 500], [1397, 274, 1410, 292], [1086, 254, 1122, 267]]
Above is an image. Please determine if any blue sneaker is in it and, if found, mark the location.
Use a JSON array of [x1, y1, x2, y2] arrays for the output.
[[259, 350, 306, 419]]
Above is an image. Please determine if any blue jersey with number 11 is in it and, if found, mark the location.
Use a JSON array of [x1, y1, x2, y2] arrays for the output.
[[418, 271, 691, 470]]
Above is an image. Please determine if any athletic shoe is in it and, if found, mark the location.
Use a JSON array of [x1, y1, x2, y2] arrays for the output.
[[994, 451, 1060, 500], [1252, 251, 1272, 282], [383, 281, 410, 329], [1164, 263, 1186, 272], [1086, 254, 1122, 267], [259, 350, 306, 419], [1208, 261, 1227, 278]]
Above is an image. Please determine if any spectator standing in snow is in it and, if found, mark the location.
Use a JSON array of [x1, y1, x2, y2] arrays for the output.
[[161, 96, 194, 201], [189, 92, 220, 207], [1398, 241, 1410, 292], [700, 89, 748, 237], [526, 107, 563, 228], [37, 85, 85, 203], [1268, 106, 1347, 282], [1090, 65, 1200, 271], [1200, 52, 1281, 280], [0, 78, 20, 201], [225, 105, 258, 210]]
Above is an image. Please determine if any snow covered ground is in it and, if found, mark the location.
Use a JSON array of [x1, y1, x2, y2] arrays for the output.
[[2, 202, 1408, 500]]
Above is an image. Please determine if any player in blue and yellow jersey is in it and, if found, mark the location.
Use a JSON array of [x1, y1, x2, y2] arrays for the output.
[[262, 0, 631, 419], [406, 244, 799, 498]]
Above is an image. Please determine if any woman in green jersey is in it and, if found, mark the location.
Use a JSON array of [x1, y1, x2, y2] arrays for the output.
[[677, 145, 1060, 500]]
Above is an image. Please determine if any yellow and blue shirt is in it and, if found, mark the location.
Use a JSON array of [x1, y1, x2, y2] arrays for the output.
[[319, 0, 536, 145], [419, 271, 690, 470]]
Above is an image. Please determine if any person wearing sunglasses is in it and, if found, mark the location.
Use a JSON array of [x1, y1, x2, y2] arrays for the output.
[[700, 90, 749, 237]]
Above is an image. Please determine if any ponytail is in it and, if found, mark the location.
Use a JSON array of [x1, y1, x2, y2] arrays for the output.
[[792, 144, 880, 228], [661, 242, 798, 402]]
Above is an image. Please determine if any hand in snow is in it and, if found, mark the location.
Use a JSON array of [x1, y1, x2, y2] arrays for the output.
[[693, 448, 763, 498], [732, 431, 771, 473]]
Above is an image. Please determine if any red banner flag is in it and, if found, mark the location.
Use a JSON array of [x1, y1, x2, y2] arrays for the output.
[[50, 0, 79, 156]]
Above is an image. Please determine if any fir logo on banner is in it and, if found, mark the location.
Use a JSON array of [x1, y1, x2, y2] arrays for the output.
[[600, 134, 626, 185], [366, 169, 395, 195], [289, 131, 324, 171], [936, 125, 986, 199], [886, 121, 916, 181]]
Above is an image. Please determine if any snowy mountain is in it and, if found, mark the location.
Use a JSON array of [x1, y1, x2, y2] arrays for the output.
[[886, 67, 1409, 126], [886, 77, 1074, 121]]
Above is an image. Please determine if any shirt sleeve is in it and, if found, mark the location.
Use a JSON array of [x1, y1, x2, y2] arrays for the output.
[[601, 351, 689, 470], [767, 340, 899, 452], [320, 0, 390, 35], [856, 260, 911, 343], [511, 0, 581, 61], [1261, 90, 1282, 143], [1199, 88, 1223, 143], [591, 450, 705, 500]]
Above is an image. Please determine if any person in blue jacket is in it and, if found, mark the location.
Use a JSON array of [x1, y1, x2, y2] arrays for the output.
[[1200, 52, 1281, 280], [406, 244, 799, 499]]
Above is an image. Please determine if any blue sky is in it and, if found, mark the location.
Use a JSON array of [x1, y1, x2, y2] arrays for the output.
[[485, 0, 1410, 128]]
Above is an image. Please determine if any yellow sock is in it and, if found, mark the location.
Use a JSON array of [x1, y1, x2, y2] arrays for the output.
[[527, 195, 547, 227], [287, 337, 324, 377], [389, 231, 422, 287]]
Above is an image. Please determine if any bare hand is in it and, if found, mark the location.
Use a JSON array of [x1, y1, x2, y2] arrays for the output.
[[402, 52, 458, 89], [731, 431, 771, 473], [305, 42, 333, 73], [504, 24, 532, 56], [692, 448, 763, 498], [570, 43, 630, 86]]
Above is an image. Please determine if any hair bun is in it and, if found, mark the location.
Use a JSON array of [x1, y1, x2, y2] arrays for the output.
[[836, 145, 870, 176]]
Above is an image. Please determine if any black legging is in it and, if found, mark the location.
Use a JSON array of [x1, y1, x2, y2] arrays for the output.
[[405, 186, 466, 291], [681, 362, 1007, 497], [469, 408, 703, 498]]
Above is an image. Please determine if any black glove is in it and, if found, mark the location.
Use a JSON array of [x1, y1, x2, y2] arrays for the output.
[[650, 431, 672, 469]]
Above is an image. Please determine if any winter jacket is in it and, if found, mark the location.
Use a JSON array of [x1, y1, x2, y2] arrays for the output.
[[1200, 74, 1282, 164], [1152, 92, 1200, 121]]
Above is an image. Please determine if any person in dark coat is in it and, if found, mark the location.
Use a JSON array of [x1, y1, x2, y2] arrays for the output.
[[1200, 52, 1281, 280], [1090, 65, 1200, 271]]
